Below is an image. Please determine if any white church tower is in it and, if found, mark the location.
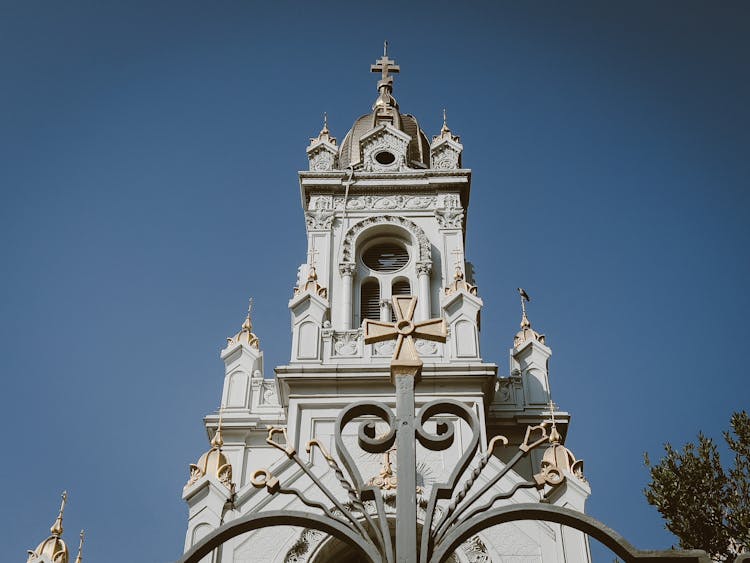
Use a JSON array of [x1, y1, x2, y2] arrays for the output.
[[182, 46, 591, 562]]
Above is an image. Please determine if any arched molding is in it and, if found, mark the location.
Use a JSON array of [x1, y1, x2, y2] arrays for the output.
[[190, 522, 213, 547], [177, 510, 380, 563], [341, 215, 431, 265], [431, 503, 711, 563]]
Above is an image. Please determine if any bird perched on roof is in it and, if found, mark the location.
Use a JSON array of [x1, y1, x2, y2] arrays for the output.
[[518, 287, 530, 302]]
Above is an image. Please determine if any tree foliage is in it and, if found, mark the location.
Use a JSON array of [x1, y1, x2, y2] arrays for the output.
[[644, 411, 750, 562]]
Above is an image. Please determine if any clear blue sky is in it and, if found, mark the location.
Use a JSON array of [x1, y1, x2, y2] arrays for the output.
[[1, 1, 748, 561]]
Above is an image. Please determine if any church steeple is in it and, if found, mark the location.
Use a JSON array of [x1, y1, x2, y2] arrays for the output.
[[181, 47, 592, 563]]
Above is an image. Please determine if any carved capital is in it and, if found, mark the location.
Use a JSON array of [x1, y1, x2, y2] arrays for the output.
[[339, 262, 356, 276], [435, 207, 464, 229], [416, 261, 432, 276], [305, 209, 335, 231]]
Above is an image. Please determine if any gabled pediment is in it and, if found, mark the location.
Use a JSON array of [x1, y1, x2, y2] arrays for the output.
[[358, 123, 412, 171]]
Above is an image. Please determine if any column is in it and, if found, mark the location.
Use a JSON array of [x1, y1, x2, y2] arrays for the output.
[[416, 261, 432, 320], [339, 263, 355, 330]]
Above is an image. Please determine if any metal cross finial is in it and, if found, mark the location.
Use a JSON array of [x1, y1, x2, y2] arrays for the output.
[[247, 297, 254, 316], [518, 287, 531, 327], [50, 490, 67, 536], [363, 296, 446, 370], [371, 43, 400, 84]]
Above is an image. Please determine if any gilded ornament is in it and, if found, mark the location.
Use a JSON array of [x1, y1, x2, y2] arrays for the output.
[[227, 298, 260, 348], [27, 491, 69, 563]]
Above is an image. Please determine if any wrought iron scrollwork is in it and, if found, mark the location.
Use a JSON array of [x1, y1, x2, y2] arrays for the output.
[[178, 296, 712, 563], [230, 400, 561, 563]]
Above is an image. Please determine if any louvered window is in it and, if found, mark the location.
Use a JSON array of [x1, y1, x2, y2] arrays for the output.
[[362, 243, 409, 272], [391, 280, 411, 321], [360, 279, 380, 325]]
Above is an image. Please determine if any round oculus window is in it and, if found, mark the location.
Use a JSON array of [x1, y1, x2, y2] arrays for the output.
[[374, 151, 396, 165], [362, 243, 409, 272]]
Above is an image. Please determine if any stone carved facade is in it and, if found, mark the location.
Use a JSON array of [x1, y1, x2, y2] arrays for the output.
[[329, 194, 436, 211], [308, 149, 336, 172], [304, 199, 336, 230], [431, 143, 461, 170], [435, 194, 465, 229], [360, 125, 411, 172], [332, 330, 361, 357], [182, 50, 592, 563]]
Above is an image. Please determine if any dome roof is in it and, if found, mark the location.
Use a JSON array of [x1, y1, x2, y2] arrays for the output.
[[29, 537, 68, 563], [185, 417, 236, 495], [339, 111, 431, 170], [337, 44, 430, 170]]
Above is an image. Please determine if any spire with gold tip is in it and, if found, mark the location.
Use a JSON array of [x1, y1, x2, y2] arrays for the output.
[[227, 298, 259, 348], [534, 399, 585, 489], [444, 249, 477, 296], [27, 491, 70, 563], [294, 247, 328, 299], [185, 406, 236, 496], [433, 108, 461, 144], [310, 112, 336, 146], [74, 530, 84, 563], [513, 288, 545, 347], [530, 330, 586, 490]]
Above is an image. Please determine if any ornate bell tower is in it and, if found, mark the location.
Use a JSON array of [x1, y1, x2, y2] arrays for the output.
[[182, 45, 591, 562]]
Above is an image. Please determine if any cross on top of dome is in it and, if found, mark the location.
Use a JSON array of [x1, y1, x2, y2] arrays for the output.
[[370, 41, 400, 111], [371, 40, 400, 86]]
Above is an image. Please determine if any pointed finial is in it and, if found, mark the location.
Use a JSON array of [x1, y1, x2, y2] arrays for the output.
[[309, 111, 336, 146], [75, 530, 85, 563], [513, 288, 546, 347], [444, 248, 478, 296], [547, 397, 560, 443], [518, 287, 531, 328], [241, 297, 253, 332], [211, 406, 224, 449], [432, 107, 461, 144], [50, 490, 67, 536], [383, 39, 388, 57]]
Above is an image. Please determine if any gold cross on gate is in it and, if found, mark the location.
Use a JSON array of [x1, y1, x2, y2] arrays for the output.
[[363, 296, 447, 374]]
